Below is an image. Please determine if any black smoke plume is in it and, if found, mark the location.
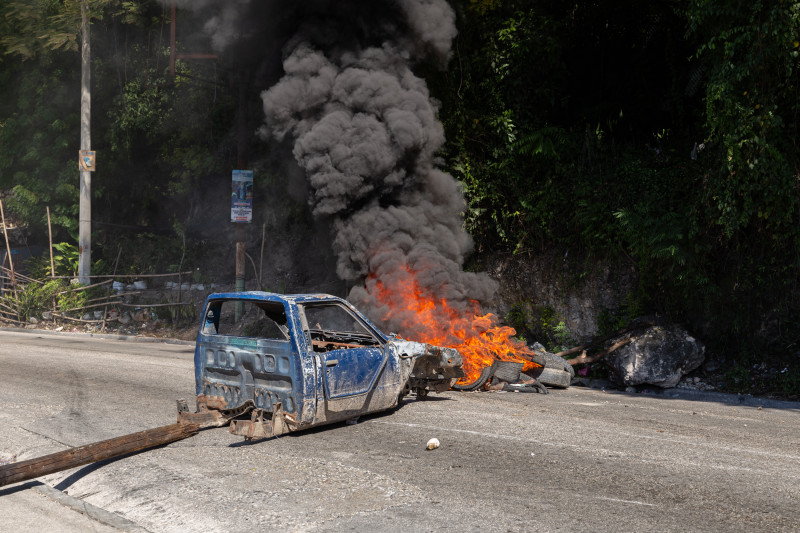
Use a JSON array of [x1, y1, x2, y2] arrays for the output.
[[167, 1, 498, 339]]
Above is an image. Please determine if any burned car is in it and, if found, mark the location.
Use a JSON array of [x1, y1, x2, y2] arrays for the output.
[[184, 292, 464, 440]]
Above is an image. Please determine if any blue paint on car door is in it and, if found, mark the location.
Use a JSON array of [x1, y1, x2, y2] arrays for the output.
[[322, 346, 387, 399]]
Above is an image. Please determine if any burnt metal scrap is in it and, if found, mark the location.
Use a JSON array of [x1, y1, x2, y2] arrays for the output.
[[186, 291, 559, 442], [392, 339, 464, 399]]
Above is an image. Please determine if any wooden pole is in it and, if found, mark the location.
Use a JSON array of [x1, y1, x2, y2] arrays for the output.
[[46, 206, 55, 277], [259, 222, 265, 290], [47, 271, 193, 279], [102, 246, 122, 332], [0, 422, 199, 488]]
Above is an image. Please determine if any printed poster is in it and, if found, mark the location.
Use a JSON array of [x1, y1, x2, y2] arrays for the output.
[[231, 170, 253, 222], [78, 150, 96, 172]]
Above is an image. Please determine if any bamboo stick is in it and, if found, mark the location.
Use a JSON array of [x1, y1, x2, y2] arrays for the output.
[[0, 267, 39, 284], [51, 314, 102, 324], [46, 206, 55, 277], [84, 291, 141, 304], [54, 300, 192, 319], [115, 301, 193, 308], [0, 300, 19, 314], [102, 246, 123, 332], [55, 279, 113, 295], [48, 271, 193, 279], [59, 301, 123, 313]]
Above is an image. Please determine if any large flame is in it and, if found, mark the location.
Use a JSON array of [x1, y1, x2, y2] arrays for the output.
[[368, 268, 542, 383]]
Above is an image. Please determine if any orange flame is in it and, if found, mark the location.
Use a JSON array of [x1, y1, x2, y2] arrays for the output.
[[368, 267, 541, 383]]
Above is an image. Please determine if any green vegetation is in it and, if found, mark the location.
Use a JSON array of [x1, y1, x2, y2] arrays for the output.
[[5, 278, 94, 322]]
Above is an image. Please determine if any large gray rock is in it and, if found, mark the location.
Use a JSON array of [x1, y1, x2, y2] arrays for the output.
[[606, 325, 705, 388]]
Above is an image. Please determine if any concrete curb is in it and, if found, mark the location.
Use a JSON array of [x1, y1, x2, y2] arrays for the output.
[[0, 326, 195, 346], [27, 481, 151, 533]]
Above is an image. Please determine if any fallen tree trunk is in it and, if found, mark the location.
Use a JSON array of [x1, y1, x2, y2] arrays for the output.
[[557, 318, 656, 363], [0, 422, 199, 488]]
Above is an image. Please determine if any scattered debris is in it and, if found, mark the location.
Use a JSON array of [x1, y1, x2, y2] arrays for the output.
[[675, 375, 716, 392]]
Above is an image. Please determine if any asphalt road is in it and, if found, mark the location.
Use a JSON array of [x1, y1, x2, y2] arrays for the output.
[[1, 329, 799, 532]]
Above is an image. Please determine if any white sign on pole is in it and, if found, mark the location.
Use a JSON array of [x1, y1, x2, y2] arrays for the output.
[[231, 170, 253, 223]]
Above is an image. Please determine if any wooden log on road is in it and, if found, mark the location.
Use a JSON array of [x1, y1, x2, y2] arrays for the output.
[[0, 422, 199, 488]]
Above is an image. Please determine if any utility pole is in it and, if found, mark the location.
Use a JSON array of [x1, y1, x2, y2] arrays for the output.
[[78, 0, 92, 284], [234, 73, 249, 320]]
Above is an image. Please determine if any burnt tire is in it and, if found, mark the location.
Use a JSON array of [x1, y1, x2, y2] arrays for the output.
[[537, 352, 575, 389], [491, 361, 524, 383], [452, 365, 494, 391], [537, 367, 572, 388]]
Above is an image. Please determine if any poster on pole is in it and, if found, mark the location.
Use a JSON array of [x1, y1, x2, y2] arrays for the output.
[[78, 150, 96, 172], [231, 170, 253, 223]]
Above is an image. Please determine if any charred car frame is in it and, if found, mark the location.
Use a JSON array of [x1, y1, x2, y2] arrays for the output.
[[180, 292, 464, 440]]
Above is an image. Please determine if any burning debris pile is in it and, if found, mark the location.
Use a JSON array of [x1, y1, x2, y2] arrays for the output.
[[453, 345, 576, 393], [455, 361, 548, 394]]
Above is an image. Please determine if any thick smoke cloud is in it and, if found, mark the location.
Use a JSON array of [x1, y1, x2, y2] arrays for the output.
[[258, 1, 498, 336], [164, 0, 498, 336], [396, 0, 458, 65]]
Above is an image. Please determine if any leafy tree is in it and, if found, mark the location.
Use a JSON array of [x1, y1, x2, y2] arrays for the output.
[[0, 0, 236, 270], [681, 0, 800, 351], [685, 0, 799, 234], [0, 0, 117, 239]]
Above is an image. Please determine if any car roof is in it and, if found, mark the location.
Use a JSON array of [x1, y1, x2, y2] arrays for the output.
[[205, 291, 347, 305]]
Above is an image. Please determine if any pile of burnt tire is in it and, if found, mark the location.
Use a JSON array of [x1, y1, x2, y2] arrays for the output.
[[453, 346, 574, 394]]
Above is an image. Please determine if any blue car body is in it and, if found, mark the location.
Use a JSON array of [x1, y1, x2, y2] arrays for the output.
[[191, 292, 464, 438]]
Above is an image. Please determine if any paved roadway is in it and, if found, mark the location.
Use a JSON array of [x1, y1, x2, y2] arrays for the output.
[[1, 329, 799, 532]]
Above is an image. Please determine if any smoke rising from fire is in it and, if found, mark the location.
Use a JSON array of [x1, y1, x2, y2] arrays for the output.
[[166, 1, 510, 352], [257, 1, 499, 338]]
